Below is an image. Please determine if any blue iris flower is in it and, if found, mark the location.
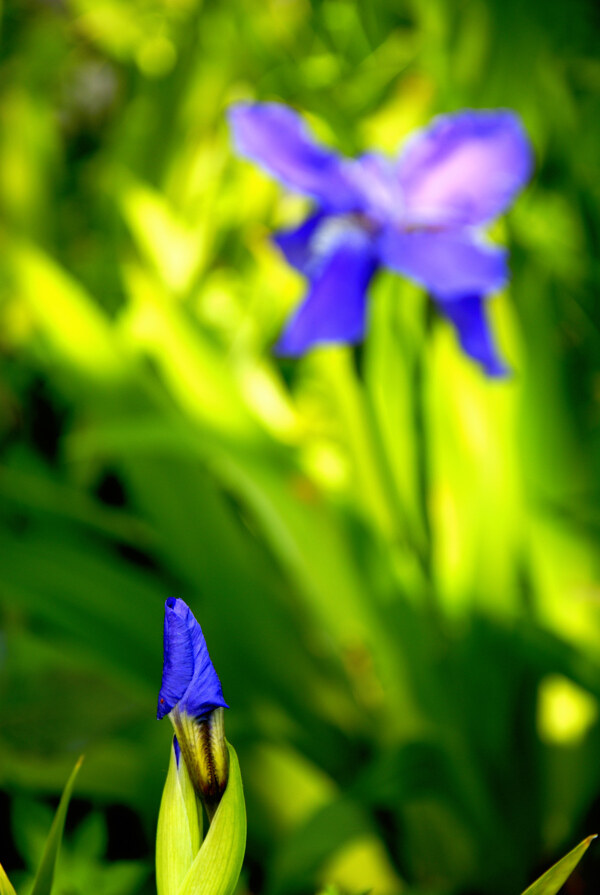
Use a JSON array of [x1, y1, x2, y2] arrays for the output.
[[157, 597, 228, 721], [228, 102, 533, 376]]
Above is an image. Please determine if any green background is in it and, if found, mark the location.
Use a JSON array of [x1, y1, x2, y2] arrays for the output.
[[1, 0, 600, 892]]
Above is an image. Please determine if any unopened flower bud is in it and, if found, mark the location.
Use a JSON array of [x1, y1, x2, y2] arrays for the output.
[[157, 598, 229, 817]]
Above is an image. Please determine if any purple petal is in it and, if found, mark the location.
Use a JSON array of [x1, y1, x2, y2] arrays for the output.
[[157, 598, 228, 720], [273, 212, 327, 276], [398, 110, 533, 226], [276, 230, 377, 355], [436, 294, 509, 377], [228, 102, 361, 211], [378, 228, 508, 299]]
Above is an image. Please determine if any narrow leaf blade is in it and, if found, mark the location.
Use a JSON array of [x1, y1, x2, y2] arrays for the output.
[[0, 862, 17, 895], [521, 835, 597, 895], [30, 757, 84, 895]]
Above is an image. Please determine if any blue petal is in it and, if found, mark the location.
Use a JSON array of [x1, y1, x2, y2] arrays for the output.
[[276, 229, 377, 355], [378, 228, 508, 299], [398, 110, 533, 226], [273, 212, 326, 276], [157, 598, 228, 720], [436, 294, 509, 377], [228, 102, 361, 211]]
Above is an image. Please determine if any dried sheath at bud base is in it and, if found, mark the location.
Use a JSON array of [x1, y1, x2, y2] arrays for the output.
[[170, 706, 229, 819]]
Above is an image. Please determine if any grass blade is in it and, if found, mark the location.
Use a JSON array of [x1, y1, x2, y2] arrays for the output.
[[521, 835, 597, 895], [0, 862, 17, 895], [30, 757, 84, 895]]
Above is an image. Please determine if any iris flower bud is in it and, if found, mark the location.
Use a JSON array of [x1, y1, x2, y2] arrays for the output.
[[157, 598, 229, 817], [156, 599, 246, 895]]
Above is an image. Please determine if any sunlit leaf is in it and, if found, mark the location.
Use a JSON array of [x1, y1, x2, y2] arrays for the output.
[[157, 741, 202, 895], [10, 243, 123, 381], [120, 179, 205, 294], [520, 835, 596, 895], [0, 862, 17, 895]]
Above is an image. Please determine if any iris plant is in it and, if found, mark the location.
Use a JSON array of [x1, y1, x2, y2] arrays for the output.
[[156, 599, 246, 895], [158, 597, 229, 817], [229, 102, 533, 375]]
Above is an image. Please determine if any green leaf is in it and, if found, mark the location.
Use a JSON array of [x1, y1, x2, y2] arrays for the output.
[[521, 835, 597, 895], [0, 862, 17, 895], [178, 742, 246, 895], [120, 178, 206, 293], [10, 242, 123, 382], [30, 756, 83, 895], [156, 740, 202, 895]]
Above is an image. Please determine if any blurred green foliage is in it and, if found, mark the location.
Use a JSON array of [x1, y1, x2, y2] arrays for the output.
[[0, 0, 600, 893]]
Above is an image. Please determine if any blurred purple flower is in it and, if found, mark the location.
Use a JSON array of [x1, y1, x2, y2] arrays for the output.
[[229, 102, 533, 376]]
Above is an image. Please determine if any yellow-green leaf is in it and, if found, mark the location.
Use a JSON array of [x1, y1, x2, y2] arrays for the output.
[[521, 835, 596, 895], [120, 179, 205, 294], [0, 861, 17, 895], [30, 757, 84, 895], [157, 741, 203, 895], [11, 243, 123, 382], [178, 741, 246, 895]]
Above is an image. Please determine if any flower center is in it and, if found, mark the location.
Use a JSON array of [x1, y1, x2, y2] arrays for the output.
[[310, 213, 379, 259]]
